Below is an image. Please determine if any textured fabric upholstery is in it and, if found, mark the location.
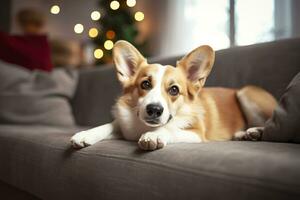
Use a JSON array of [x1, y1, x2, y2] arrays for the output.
[[1, 38, 300, 200], [263, 72, 300, 143], [72, 38, 300, 127], [0, 125, 299, 200], [71, 65, 121, 126], [0, 60, 78, 127], [151, 38, 300, 100]]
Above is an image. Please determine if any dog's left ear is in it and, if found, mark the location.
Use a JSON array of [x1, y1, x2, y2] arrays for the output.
[[177, 45, 215, 89], [113, 40, 146, 86]]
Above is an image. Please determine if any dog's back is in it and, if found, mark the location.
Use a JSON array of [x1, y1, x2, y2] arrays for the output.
[[196, 86, 277, 141]]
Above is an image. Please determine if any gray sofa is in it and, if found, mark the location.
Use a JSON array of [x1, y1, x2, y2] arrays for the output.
[[1, 38, 300, 200]]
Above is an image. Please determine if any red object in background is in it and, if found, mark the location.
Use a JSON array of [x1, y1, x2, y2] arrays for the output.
[[0, 31, 53, 72]]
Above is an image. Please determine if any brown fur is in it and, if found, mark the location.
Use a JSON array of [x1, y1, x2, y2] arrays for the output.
[[175, 86, 276, 142], [236, 86, 277, 127], [113, 40, 277, 142], [198, 88, 246, 141]]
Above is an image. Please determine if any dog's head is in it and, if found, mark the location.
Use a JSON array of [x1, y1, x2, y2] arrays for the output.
[[113, 41, 215, 127]]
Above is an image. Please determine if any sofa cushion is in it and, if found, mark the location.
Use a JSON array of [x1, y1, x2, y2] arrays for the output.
[[0, 125, 299, 200], [0, 180, 40, 200], [72, 65, 121, 126], [0, 32, 53, 72], [262, 72, 300, 143], [0, 60, 78, 127]]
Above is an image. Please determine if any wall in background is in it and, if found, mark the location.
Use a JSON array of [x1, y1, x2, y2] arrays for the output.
[[8, 0, 300, 59], [274, 0, 300, 40], [0, 0, 11, 32], [158, 0, 230, 57], [291, 0, 300, 38], [10, 0, 98, 42], [274, 0, 292, 39], [156, 0, 300, 57], [9, 0, 168, 56]]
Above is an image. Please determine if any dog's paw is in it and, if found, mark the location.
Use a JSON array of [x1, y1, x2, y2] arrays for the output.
[[234, 127, 264, 141], [138, 132, 167, 151], [70, 131, 93, 149]]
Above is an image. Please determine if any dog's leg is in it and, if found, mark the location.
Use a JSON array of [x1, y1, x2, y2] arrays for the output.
[[138, 127, 201, 151], [71, 120, 121, 148], [236, 86, 277, 127], [233, 127, 264, 141]]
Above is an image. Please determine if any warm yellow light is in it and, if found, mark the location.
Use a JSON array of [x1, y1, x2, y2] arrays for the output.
[[134, 11, 144, 21], [110, 1, 120, 10], [74, 24, 84, 34], [91, 11, 101, 21], [50, 5, 60, 14], [94, 49, 104, 59], [89, 28, 99, 38], [126, 0, 136, 7], [104, 40, 114, 50]]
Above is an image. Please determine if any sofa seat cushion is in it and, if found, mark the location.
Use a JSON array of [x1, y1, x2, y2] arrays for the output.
[[0, 125, 300, 200]]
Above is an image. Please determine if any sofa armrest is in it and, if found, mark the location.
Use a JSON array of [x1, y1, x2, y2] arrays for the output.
[[71, 65, 121, 127]]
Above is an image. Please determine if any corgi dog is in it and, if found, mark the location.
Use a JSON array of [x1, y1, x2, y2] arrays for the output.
[[71, 40, 277, 150]]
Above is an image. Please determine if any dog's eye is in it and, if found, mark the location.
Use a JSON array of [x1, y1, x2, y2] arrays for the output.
[[141, 80, 152, 90], [169, 86, 179, 96]]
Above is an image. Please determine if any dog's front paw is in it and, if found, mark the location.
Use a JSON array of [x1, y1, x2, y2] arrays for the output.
[[234, 127, 264, 141], [138, 132, 168, 151], [70, 131, 93, 149]]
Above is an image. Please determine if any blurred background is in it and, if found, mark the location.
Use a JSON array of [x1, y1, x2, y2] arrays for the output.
[[1, 0, 300, 68]]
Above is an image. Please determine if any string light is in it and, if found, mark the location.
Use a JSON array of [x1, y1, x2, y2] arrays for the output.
[[110, 1, 120, 10], [134, 11, 144, 21], [106, 30, 116, 39], [89, 28, 99, 38], [74, 24, 84, 34], [50, 5, 60, 14], [104, 40, 114, 50], [126, 0, 136, 7], [94, 49, 104, 59], [91, 11, 101, 21]]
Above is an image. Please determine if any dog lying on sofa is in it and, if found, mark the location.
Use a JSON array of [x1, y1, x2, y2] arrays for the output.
[[71, 41, 277, 150]]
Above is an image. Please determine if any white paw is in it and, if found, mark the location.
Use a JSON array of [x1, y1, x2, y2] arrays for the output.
[[234, 127, 264, 141], [70, 131, 93, 149], [138, 132, 168, 151]]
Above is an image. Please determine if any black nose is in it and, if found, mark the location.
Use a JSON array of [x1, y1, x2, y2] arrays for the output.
[[146, 104, 164, 118]]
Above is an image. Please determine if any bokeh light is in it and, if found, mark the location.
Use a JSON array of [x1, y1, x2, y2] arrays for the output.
[[104, 40, 114, 50], [94, 49, 104, 59], [74, 24, 84, 34], [110, 1, 120, 10], [106, 30, 116, 39], [126, 0, 136, 7], [50, 5, 60, 14], [134, 11, 144, 21], [89, 28, 99, 38], [91, 11, 101, 21]]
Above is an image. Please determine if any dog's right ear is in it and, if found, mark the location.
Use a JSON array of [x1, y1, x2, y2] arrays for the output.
[[113, 40, 146, 86]]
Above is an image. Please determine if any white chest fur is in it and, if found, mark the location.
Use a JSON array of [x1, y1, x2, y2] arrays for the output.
[[113, 104, 154, 141]]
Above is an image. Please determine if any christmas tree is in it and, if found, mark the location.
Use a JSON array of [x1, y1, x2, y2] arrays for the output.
[[92, 0, 147, 64]]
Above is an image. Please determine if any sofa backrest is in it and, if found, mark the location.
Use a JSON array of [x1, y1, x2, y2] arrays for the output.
[[71, 65, 121, 126], [154, 38, 300, 100], [72, 38, 300, 126]]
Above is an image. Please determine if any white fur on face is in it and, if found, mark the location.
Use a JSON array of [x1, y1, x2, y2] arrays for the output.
[[138, 64, 171, 127]]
